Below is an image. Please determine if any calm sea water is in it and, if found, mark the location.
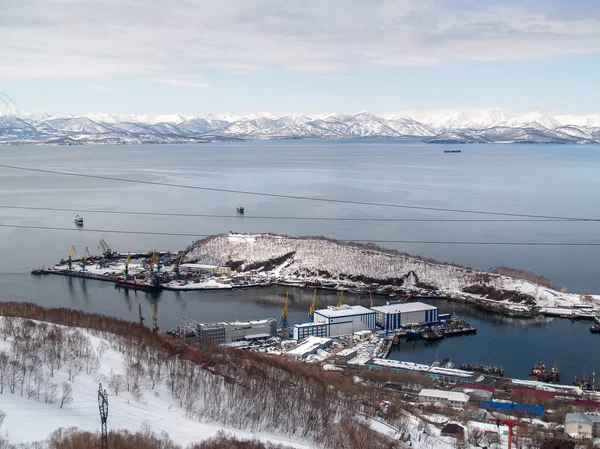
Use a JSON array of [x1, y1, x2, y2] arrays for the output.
[[1, 140, 600, 382]]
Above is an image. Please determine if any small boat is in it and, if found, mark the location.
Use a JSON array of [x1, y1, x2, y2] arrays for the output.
[[236, 205, 244, 214], [320, 281, 337, 288], [444, 149, 461, 153], [590, 324, 600, 334], [74, 215, 84, 226]]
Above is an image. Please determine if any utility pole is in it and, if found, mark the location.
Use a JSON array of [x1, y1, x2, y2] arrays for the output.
[[98, 383, 108, 449], [138, 303, 144, 326], [152, 302, 158, 332]]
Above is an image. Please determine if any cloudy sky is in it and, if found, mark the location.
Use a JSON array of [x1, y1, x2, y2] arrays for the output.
[[1, 0, 599, 115]]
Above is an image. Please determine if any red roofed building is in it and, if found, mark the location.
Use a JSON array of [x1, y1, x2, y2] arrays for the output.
[[454, 383, 495, 392], [512, 389, 555, 399], [572, 399, 600, 411]]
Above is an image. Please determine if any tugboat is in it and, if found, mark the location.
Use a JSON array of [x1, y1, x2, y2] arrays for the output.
[[529, 361, 560, 384], [74, 215, 84, 226], [573, 375, 592, 390], [236, 205, 245, 214], [460, 362, 504, 377], [421, 328, 444, 341]]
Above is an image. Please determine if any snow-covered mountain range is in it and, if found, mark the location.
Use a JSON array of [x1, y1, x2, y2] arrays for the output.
[[1, 93, 599, 145]]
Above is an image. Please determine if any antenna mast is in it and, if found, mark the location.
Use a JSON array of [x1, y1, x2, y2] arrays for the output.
[[98, 383, 109, 449]]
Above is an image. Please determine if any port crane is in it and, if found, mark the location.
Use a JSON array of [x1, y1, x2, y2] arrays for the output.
[[488, 417, 518, 449], [80, 247, 90, 272], [308, 289, 317, 322], [97, 239, 113, 259], [174, 252, 185, 278], [401, 294, 412, 303], [150, 250, 160, 286], [370, 292, 374, 308], [281, 292, 289, 329], [336, 289, 344, 307], [123, 252, 132, 280], [66, 245, 76, 272]]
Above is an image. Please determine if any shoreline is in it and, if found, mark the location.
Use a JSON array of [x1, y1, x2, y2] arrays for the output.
[[31, 267, 589, 321]]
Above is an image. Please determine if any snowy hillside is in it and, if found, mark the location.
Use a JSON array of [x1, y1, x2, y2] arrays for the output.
[[1, 93, 600, 144], [186, 234, 599, 309], [0, 316, 313, 448]]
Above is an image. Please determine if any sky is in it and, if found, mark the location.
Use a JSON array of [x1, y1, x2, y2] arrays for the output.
[[1, 0, 599, 116]]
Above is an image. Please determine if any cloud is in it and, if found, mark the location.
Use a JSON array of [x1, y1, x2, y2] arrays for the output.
[[89, 85, 128, 91], [0, 0, 598, 81], [146, 77, 212, 88]]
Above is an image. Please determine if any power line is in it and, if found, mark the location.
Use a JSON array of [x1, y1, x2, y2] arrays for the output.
[[0, 204, 589, 222], [0, 163, 595, 221], [1, 223, 599, 246]]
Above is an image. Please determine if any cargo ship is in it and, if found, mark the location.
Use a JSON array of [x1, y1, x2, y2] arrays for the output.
[[529, 361, 560, 383], [444, 149, 461, 153], [115, 279, 161, 292]]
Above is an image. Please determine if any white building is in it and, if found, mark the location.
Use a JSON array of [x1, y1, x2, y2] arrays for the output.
[[418, 389, 470, 407], [293, 305, 375, 340], [564, 413, 600, 439], [371, 302, 438, 332], [286, 336, 332, 360], [293, 322, 328, 340], [313, 305, 376, 338]]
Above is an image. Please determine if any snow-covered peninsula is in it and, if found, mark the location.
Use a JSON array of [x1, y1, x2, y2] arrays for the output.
[[186, 233, 599, 312]]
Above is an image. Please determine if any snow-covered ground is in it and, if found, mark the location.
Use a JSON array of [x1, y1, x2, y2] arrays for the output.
[[0, 318, 312, 448], [187, 234, 600, 310]]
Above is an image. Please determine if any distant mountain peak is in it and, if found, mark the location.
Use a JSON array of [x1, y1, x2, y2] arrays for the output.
[[0, 94, 598, 145], [0, 93, 26, 117]]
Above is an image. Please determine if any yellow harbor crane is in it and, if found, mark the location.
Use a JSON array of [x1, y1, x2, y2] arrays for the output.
[[370, 292, 374, 308], [308, 289, 317, 322], [123, 251, 132, 279], [401, 294, 412, 304], [80, 247, 90, 272], [66, 245, 76, 271], [97, 239, 113, 258], [281, 292, 289, 328], [336, 289, 344, 307], [174, 252, 185, 278]]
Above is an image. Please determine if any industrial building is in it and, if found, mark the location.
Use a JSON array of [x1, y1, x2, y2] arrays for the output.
[[293, 305, 376, 340], [293, 322, 328, 340], [367, 358, 476, 384], [195, 318, 277, 344], [293, 305, 375, 340], [371, 301, 438, 332], [564, 413, 600, 439], [286, 336, 332, 360], [418, 389, 470, 407]]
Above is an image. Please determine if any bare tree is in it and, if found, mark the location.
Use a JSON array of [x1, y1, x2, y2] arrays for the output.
[[97, 341, 110, 358], [485, 431, 502, 448], [0, 408, 5, 428], [467, 427, 485, 447], [60, 382, 73, 409], [108, 372, 124, 396], [0, 352, 8, 394], [44, 379, 58, 404]]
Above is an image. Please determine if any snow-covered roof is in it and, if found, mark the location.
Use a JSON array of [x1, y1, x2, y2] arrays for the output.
[[565, 413, 600, 425], [370, 359, 474, 378], [287, 337, 331, 356], [371, 302, 437, 314], [419, 389, 469, 403], [315, 305, 374, 318]]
